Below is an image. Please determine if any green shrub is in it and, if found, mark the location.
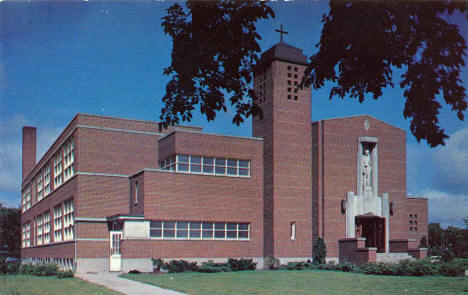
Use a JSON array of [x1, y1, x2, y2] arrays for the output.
[[199, 262, 231, 273], [437, 259, 468, 277], [163, 260, 199, 273], [338, 261, 357, 272], [57, 270, 74, 278], [6, 262, 20, 274], [151, 258, 164, 272], [264, 256, 280, 270], [19, 263, 34, 274], [280, 262, 306, 270], [419, 235, 428, 248], [227, 258, 256, 271], [440, 249, 455, 262], [313, 237, 327, 264], [363, 260, 436, 276]]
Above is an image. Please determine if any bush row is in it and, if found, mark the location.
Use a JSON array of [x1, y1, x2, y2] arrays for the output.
[[0, 259, 73, 278], [150, 258, 257, 273], [275, 258, 468, 277]]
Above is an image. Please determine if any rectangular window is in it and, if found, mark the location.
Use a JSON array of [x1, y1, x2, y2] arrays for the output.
[[43, 166, 51, 196], [134, 182, 138, 205], [22, 222, 31, 248], [54, 204, 63, 242], [22, 185, 31, 211], [54, 152, 63, 188], [43, 211, 51, 244], [37, 215, 43, 245], [63, 139, 75, 182], [291, 222, 296, 240], [37, 174, 44, 202], [202, 157, 214, 174], [150, 221, 250, 240], [161, 155, 251, 178], [63, 199, 74, 241]]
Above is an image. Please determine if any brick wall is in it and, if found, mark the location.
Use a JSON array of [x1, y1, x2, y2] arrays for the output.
[[313, 116, 408, 257], [253, 58, 313, 259]]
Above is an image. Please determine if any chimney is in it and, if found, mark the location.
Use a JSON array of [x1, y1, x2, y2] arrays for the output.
[[22, 126, 36, 181]]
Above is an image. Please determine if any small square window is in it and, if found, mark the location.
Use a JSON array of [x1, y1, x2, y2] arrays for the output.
[[294, 95, 298, 100], [287, 95, 291, 100], [414, 227, 418, 231], [294, 81, 298, 85], [287, 88, 291, 93], [294, 89, 298, 93], [287, 66, 291, 70], [294, 74, 298, 78], [288, 80, 291, 85], [410, 214, 413, 218], [288, 73, 291, 78], [415, 214, 418, 218], [294, 67, 298, 71], [409, 227, 413, 231], [410, 220, 413, 224]]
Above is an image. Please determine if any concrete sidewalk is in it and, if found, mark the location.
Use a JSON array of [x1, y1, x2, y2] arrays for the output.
[[76, 272, 187, 295]]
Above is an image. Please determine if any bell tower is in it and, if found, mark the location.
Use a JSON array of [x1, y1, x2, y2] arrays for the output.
[[253, 29, 313, 261]]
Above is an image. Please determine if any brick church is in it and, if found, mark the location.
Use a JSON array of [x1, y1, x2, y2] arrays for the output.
[[20, 41, 428, 272]]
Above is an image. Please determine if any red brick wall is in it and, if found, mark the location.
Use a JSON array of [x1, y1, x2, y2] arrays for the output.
[[22, 127, 36, 182], [406, 198, 428, 244], [75, 175, 130, 218], [76, 222, 109, 239], [75, 127, 160, 176], [77, 240, 109, 258], [22, 242, 74, 259], [138, 146, 263, 259], [313, 116, 408, 257], [253, 59, 313, 258]]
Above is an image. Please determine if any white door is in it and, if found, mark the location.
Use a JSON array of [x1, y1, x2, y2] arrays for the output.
[[109, 231, 122, 272]]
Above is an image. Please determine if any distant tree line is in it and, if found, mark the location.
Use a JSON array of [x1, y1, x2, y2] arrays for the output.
[[426, 217, 468, 259], [0, 204, 21, 258]]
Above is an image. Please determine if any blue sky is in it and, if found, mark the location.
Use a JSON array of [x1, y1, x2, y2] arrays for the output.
[[0, 1, 467, 227]]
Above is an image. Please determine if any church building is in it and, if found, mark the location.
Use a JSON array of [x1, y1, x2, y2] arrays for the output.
[[20, 40, 428, 272]]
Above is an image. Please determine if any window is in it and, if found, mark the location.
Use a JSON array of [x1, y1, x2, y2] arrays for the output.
[[287, 66, 291, 70], [63, 139, 74, 182], [22, 222, 31, 247], [54, 152, 63, 188], [22, 185, 31, 212], [150, 221, 250, 240], [291, 222, 296, 240], [287, 87, 292, 93], [37, 215, 43, 245], [43, 211, 51, 244], [287, 94, 292, 100], [287, 80, 291, 85], [43, 166, 51, 196], [134, 182, 138, 205], [294, 95, 298, 100], [54, 204, 63, 242], [409, 213, 419, 232], [161, 155, 251, 178], [53, 138, 74, 190], [63, 199, 74, 241], [294, 67, 298, 71], [37, 173, 44, 201]]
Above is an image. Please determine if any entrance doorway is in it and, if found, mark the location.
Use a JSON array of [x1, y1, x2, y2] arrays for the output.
[[355, 215, 385, 253], [109, 231, 122, 272]]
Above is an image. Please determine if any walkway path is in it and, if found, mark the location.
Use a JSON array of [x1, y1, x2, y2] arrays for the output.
[[76, 272, 187, 295]]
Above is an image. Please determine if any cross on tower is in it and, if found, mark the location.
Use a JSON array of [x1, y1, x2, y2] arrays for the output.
[[275, 24, 288, 42]]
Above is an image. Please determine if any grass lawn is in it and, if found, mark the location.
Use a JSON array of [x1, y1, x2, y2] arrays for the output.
[[0, 275, 122, 295], [121, 270, 468, 295]]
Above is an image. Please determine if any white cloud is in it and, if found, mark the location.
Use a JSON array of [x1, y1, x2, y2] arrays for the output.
[[432, 126, 468, 194], [421, 189, 468, 228], [0, 115, 63, 207]]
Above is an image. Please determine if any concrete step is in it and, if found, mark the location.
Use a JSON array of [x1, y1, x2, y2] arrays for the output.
[[376, 253, 414, 263]]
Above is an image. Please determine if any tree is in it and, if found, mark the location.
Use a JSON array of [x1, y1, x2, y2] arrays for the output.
[[0, 205, 21, 258], [160, 0, 467, 147], [313, 237, 327, 264]]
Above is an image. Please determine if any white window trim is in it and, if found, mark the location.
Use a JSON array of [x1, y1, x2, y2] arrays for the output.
[[160, 155, 251, 178], [149, 221, 250, 241]]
